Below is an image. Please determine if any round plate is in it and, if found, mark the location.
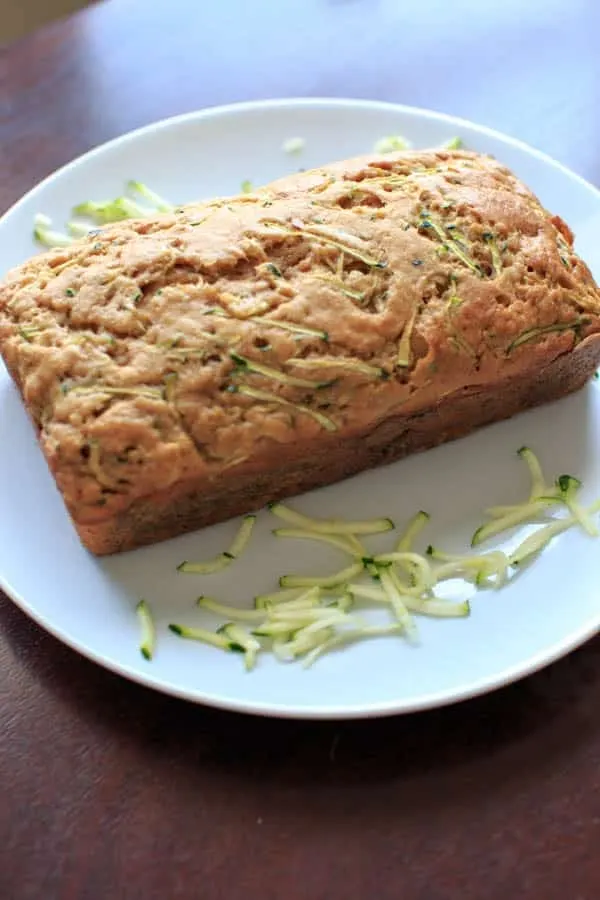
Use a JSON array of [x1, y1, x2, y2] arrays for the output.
[[1, 99, 599, 719]]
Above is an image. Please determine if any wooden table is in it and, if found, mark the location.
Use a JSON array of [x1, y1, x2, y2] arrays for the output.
[[3, 2, 600, 897]]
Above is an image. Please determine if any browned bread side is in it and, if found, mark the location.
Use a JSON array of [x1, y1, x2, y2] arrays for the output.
[[1, 149, 600, 554]]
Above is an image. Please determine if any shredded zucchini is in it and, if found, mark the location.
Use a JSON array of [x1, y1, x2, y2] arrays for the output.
[[519, 446, 548, 499], [270, 502, 394, 535], [427, 548, 509, 588], [231, 385, 337, 432], [290, 357, 385, 379], [269, 588, 322, 611], [136, 599, 156, 660], [169, 623, 245, 651], [420, 211, 483, 276], [508, 320, 585, 353], [374, 551, 434, 593], [303, 624, 404, 667], [396, 304, 418, 368], [346, 582, 469, 618], [270, 606, 357, 625], [152, 443, 600, 668], [253, 587, 306, 608], [279, 561, 365, 589], [373, 135, 411, 153], [273, 528, 359, 556], [471, 448, 579, 546], [345, 583, 389, 603], [178, 515, 256, 574], [558, 474, 599, 536], [377, 568, 417, 640], [282, 137, 306, 155], [127, 180, 173, 212], [69, 385, 163, 400], [67, 221, 95, 238], [197, 596, 266, 622], [472, 502, 555, 546], [408, 597, 470, 617], [230, 352, 332, 389], [512, 497, 600, 566], [395, 511, 430, 552], [245, 317, 328, 341], [263, 220, 387, 269], [73, 198, 150, 224], [34, 181, 173, 248], [33, 214, 73, 248], [217, 623, 261, 669]]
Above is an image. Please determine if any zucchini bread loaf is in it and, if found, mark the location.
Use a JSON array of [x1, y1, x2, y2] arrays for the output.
[[1, 149, 600, 555]]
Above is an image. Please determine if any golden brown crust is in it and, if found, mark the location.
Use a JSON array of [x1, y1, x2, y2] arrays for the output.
[[75, 333, 600, 554], [1, 149, 600, 554]]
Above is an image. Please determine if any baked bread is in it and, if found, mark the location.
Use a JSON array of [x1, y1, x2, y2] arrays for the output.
[[1, 148, 600, 555]]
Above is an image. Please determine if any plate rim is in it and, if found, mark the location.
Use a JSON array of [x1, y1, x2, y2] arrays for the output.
[[2, 96, 600, 719]]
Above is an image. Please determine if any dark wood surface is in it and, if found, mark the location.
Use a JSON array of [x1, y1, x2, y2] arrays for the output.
[[3, 2, 600, 898]]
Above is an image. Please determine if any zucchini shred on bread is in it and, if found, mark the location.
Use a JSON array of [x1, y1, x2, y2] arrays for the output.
[[1, 149, 600, 555]]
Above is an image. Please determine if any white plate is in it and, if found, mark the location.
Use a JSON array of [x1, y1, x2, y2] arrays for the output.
[[1, 98, 600, 719]]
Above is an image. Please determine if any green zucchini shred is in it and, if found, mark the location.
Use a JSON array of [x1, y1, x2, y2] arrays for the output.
[[136, 599, 156, 661], [160, 468, 600, 669]]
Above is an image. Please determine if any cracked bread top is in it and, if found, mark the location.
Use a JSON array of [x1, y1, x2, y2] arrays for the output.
[[1, 148, 599, 526]]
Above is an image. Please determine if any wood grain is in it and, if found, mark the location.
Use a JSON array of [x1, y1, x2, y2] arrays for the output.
[[2, 2, 600, 898]]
